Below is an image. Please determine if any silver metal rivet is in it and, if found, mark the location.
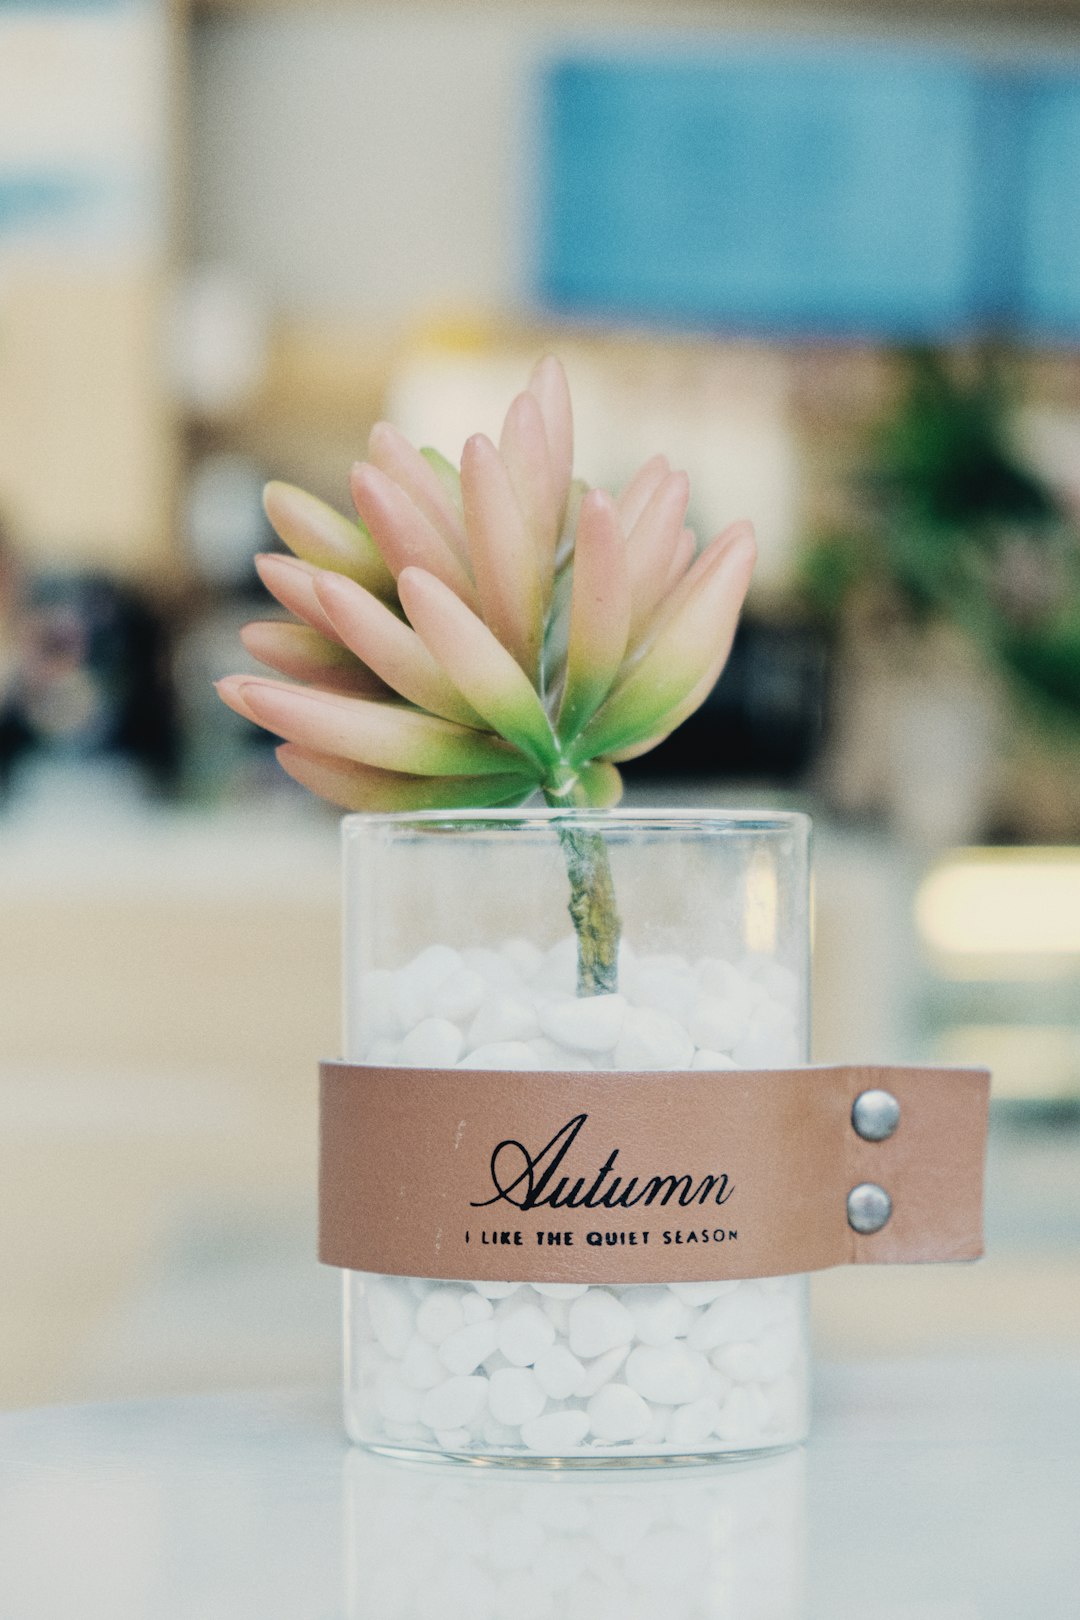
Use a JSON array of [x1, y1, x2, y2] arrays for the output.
[[851, 1089, 901, 1142], [847, 1182, 893, 1235]]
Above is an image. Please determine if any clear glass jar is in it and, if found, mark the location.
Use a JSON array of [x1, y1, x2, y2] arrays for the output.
[[341, 808, 811, 1465]]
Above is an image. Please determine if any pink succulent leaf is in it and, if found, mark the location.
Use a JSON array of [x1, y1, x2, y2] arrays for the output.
[[420, 447, 464, 515], [350, 461, 480, 611], [215, 677, 530, 777], [527, 355, 574, 523], [275, 745, 535, 812], [312, 571, 486, 728], [499, 390, 560, 578], [263, 482, 395, 597], [367, 422, 471, 566], [239, 620, 390, 698], [554, 478, 588, 573], [569, 524, 756, 762], [255, 553, 343, 641], [540, 565, 574, 696], [460, 433, 544, 677], [397, 566, 559, 773], [645, 518, 756, 639], [617, 453, 670, 531], [557, 490, 631, 741], [625, 469, 690, 641]]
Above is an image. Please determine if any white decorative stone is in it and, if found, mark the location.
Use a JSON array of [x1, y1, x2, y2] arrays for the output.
[[400, 1336, 445, 1390], [462, 945, 520, 991], [366, 1278, 415, 1358], [686, 1289, 769, 1351], [625, 1344, 710, 1406], [533, 1344, 587, 1400], [576, 1344, 631, 1396], [471, 1281, 520, 1299], [434, 1426, 471, 1450], [687, 994, 750, 1053], [667, 1395, 721, 1448], [365, 1037, 400, 1065], [415, 1286, 467, 1346], [520, 1410, 590, 1452], [374, 1372, 422, 1425], [461, 1293, 494, 1325], [568, 1291, 635, 1359], [625, 1285, 693, 1347], [713, 1340, 760, 1383], [668, 1280, 739, 1306], [587, 1384, 652, 1443], [613, 1007, 694, 1070], [467, 994, 540, 1049], [691, 1048, 739, 1069], [487, 1367, 546, 1427], [532, 1283, 590, 1298], [429, 967, 487, 1022], [714, 1385, 757, 1442], [529, 1038, 595, 1070], [500, 937, 544, 981], [497, 1304, 556, 1367], [461, 1041, 545, 1070], [418, 1375, 488, 1431], [439, 1320, 501, 1376], [538, 993, 627, 1053], [399, 1017, 465, 1067]]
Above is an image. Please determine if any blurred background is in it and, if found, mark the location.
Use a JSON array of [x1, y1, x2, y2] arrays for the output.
[[3, 0, 1080, 1412]]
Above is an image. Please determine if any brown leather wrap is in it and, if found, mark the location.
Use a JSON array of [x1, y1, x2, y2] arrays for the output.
[[319, 1062, 990, 1283]]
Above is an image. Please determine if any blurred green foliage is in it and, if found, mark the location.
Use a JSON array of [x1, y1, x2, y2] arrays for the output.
[[800, 350, 1080, 730]]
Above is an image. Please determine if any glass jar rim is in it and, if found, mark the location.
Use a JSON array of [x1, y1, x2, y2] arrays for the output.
[[342, 806, 810, 836]]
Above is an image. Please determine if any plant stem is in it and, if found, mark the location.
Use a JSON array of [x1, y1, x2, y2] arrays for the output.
[[543, 784, 621, 996]]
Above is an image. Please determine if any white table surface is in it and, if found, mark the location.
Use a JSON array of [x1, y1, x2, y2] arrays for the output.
[[1, 1357, 1077, 1620]]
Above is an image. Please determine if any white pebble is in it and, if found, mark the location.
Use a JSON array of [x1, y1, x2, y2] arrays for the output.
[[533, 1344, 587, 1400], [497, 1304, 556, 1366], [462, 945, 520, 990], [667, 1396, 721, 1448], [613, 1006, 694, 1070], [400, 1336, 445, 1390], [633, 963, 699, 1020], [501, 937, 544, 980], [467, 994, 539, 1049], [687, 995, 749, 1053], [534, 937, 578, 995], [416, 1286, 467, 1345], [482, 1414, 521, 1447], [429, 967, 486, 1022], [399, 1017, 464, 1067], [714, 1385, 758, 1442], [365, 1037, 400, 1065], [461, 1293, 494, 1325], [625, 1344, 709, 1406], [625, 1285, 693, 1346], [521, 1410, 590, 1452], [568, 1291, 635, 1359], [434, 1427, 471, 1450], [357, 969, 399, 1039], [461, 1041, 545, 1070], [472, 1281, 520, 1299], [375, 1373, 422, 1425], [538, 994, 627, 1053], [669, 1281, 739, 1306], [532, 1283, 590, 1298], [640, 1402, 672, 1447], [713, 1340, 761, 1382], [576, 1345, 630, 1396], [439, 1320, 500, 1376], [587, 1384, 651, 1443], [366, 1278, 414, 1357], [419, 1375, 487, 1431], [538, 1294, 571, 1334], [756, 1324, 797, 1379], [488, 1367, 546, 1427], [529, 1038, 595, 1070], [686, 1290, 769, 1351], [691, 1048, 739, 1069]]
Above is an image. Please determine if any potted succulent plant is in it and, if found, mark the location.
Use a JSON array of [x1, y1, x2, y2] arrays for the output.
[[218, 358, 813, 1463]]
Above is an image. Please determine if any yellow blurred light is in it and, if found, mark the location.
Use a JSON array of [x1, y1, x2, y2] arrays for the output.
[[916, 849, 1080, 968]]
